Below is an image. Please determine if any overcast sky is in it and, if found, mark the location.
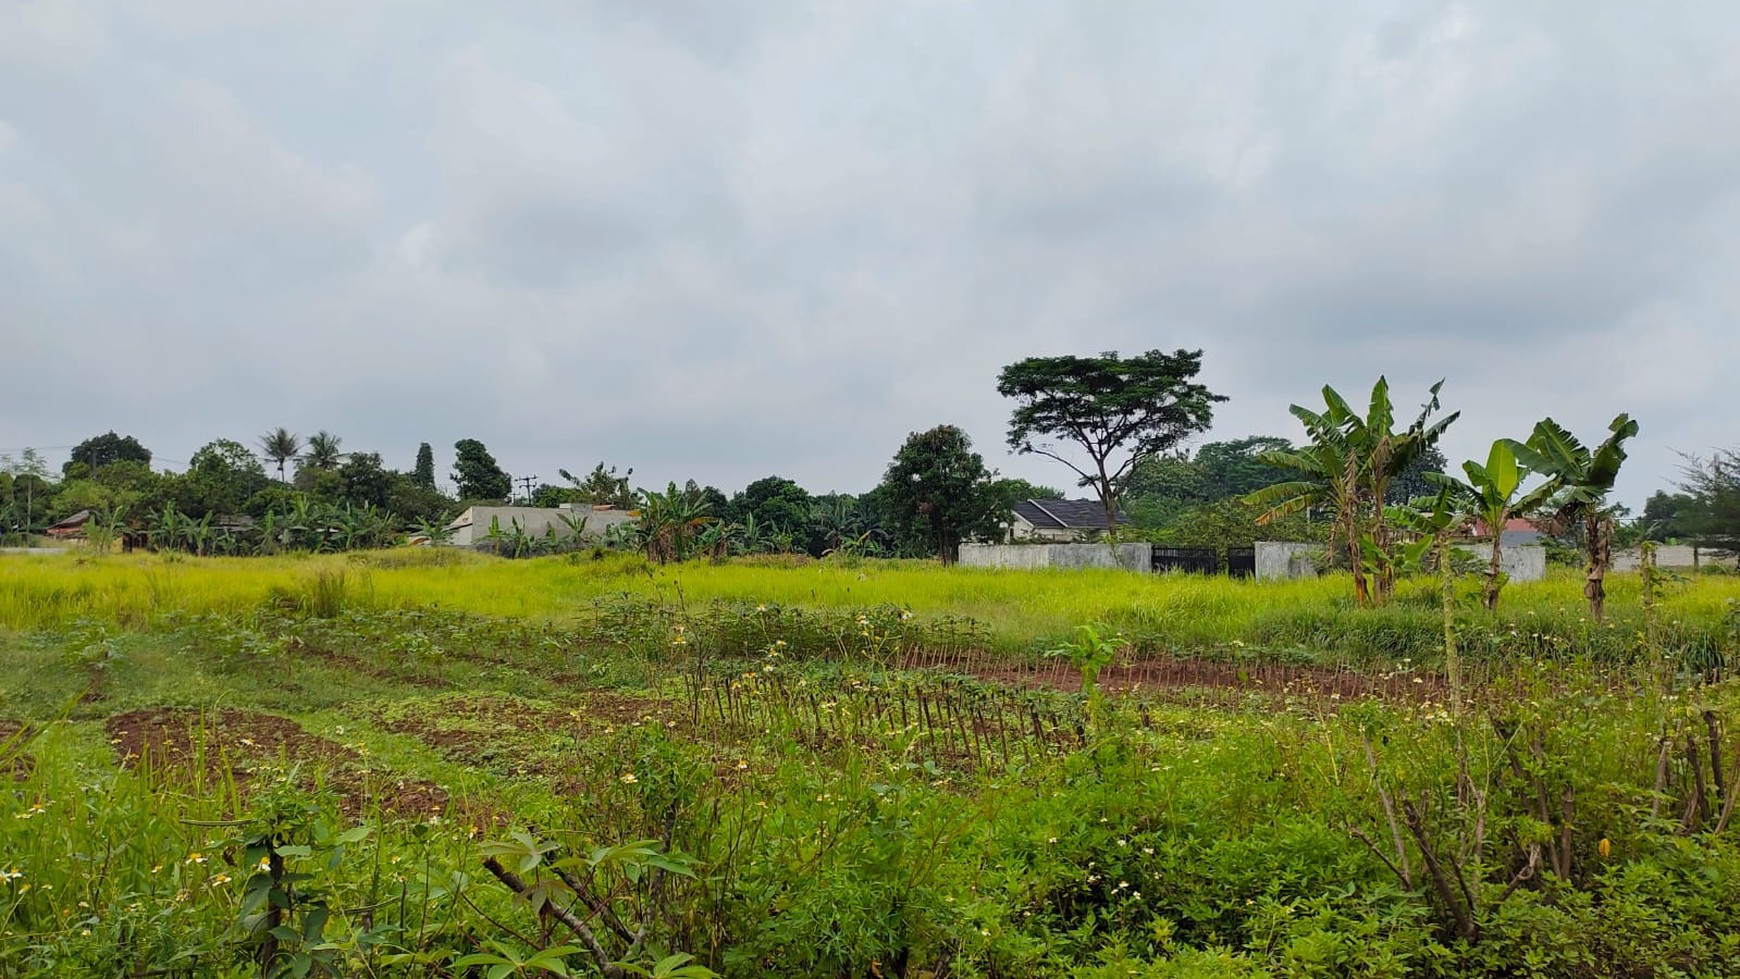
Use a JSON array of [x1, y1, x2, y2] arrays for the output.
[[3, 2, 1736, 506]]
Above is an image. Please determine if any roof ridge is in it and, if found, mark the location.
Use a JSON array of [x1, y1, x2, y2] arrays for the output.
[[1028, 498, 1067, 528]]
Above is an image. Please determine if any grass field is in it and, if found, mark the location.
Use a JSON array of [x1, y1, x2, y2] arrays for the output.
[[3, 551, 1740, 977], [3, 549, 1735, 663]]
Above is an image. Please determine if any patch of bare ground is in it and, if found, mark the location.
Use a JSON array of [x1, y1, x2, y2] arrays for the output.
[[371, 692, 680, 780], [299, 644, 449, 690], [967, 656, 1447, 702], [1, 720, 33, 780], [105, 708, 448, 818]]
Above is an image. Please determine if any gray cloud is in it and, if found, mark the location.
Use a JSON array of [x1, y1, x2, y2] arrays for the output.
[[3, 1, 1737, 506]]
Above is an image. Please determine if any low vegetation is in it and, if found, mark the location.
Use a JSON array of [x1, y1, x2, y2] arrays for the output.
[[4, 550, 1740, 976]]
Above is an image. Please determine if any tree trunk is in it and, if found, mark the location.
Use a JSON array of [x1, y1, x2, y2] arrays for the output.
[[1345, 513, 1371, 606], [1095, 459, 1117, 539], [1440, 541, 1462, 713], [1585, 512, 1610, 621], [1484, 532, 1503, 611]]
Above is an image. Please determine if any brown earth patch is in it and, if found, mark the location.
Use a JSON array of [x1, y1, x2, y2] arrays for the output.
[[105, 708, 448, 818], [370, 692, 683, 781], [967, 656, 1448, 703], [300, 644, 449, 691]]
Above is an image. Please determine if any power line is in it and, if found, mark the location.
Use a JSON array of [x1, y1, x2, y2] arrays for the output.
[[516, 474, 538, 503]]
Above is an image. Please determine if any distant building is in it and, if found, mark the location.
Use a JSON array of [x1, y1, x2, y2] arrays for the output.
[[444, 503, 634, 547], [1471, 516, 1545, 547], [1008, 498, 1127, 542], [44, 510, 91, 539]]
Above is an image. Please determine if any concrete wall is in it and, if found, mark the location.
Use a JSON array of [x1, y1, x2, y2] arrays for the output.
[[1255, 541, 1546, 583], [1612, 545, 1734, 571], [448, 505, 634, 547], [1454, 543, 1546, 582], [1255, 542, 1321, 580], [958, 542, 1152, 572]]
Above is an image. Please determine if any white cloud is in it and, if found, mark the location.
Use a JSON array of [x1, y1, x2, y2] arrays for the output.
[[1, 0, 1736, 505]]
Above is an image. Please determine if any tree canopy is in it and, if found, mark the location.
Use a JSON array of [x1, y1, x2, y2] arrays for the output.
[[183, 439, 269, 516], [877, 425, 1007, 564], [452, 439, 511, 501], [412, 443, 436, 489], [66, 432, 152, 475], [997, 349, 1226, 529], [1674, 449, 1740, 557]]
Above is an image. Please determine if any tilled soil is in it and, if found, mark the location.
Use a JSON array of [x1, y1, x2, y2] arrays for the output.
[[370, 692, 678, 779], [968, 656, 1448, 702], [105, 707, 448, 817], [299, 643, 450, 690]]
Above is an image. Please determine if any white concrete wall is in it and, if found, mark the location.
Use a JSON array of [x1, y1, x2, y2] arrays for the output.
[[1255, 542, 1321, 580], [958, 542, 1152, 572], [1453, 543, 1546, 582], [1612, 545, 1734, 571], [448, 506, 634, 547], [1254, 541, 1546, 583]]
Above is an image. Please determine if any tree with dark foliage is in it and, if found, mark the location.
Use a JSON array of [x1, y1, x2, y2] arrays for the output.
[[452, 439, 511, 501], [998, 349, 1226, 532], [877, 425, 1007, 564], [66, 432, 152, 475]]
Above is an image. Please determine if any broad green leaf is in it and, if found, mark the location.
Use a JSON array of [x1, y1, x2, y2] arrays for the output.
[[1484, 440, 1520, 499]]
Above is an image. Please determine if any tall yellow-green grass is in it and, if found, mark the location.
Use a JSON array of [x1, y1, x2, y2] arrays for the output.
[[3, 549, 1735, 659]]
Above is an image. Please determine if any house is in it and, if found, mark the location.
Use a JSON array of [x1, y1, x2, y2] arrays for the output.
[[444, 503, 635, 547], [45, 510, 91, 539], [1008, 498, 1127, 542]]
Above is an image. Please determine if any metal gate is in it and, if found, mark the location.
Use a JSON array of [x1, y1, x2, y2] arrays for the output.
[[1152, 546, 1218, 574]]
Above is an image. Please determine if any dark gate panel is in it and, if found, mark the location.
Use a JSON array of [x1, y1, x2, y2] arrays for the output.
[[1152, 546, 1218, 574], [1226, 547, 1256, 578]]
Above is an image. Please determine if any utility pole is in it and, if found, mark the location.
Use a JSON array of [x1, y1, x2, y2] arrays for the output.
[[516, 474, 538, 505]]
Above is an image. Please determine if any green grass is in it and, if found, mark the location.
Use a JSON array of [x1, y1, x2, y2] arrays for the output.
[[3, 550, 1736, 663], [6, 550, 1740, 976]]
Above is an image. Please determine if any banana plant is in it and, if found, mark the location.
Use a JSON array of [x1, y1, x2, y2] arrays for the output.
[[284, 496, 318, 551], [412, 516, 455, 547], [556, 510, 591, 542], [1248, 378, 1458, 605], [1508, 414, 1639, 621], [634, 483, 713, 563], [255, 510, 283, 555], [1427, 439, 1557, 611], [87, 503, 129, 554], [735, 513, 770, 556], [187, 514, 215, 557], [148, 503, 189, 552]]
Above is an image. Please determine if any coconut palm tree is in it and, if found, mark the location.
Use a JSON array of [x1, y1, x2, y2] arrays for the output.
[[258, 428, 302, 483], [1509, 414, 1639, 621], [300, 431, 344, 472]]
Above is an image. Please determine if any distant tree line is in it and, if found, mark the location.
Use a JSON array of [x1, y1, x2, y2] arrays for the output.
[[3, 349, 1728, 573]]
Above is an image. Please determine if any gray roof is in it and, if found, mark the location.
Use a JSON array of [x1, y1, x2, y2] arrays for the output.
[[1011, 498, 1126, 531]]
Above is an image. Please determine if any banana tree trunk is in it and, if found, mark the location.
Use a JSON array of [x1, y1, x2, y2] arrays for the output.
[[1484, 532, 1503, 611], [1439, 539, 1462, 713], [1344, 513, 1370, 606], [1585, 512, 1612, 621]]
